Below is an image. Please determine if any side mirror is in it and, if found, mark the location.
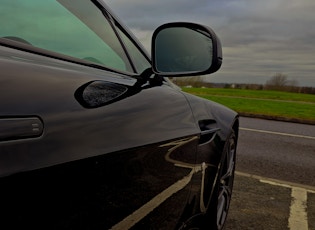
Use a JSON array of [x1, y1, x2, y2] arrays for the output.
[[151, 22, 222, 77]]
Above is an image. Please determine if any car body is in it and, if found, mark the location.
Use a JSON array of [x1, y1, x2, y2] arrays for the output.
[[0, 0, 239, 229]]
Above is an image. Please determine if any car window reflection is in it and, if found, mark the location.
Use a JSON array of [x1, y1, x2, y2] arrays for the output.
[[0, 0, 133, 72]]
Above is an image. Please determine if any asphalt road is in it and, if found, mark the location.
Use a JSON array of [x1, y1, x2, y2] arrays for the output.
[[225, 117, 315, 230], [236, 117, 315, 187]]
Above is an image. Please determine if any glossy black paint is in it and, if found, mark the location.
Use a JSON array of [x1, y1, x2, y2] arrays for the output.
[[0, 1, 239, 229]]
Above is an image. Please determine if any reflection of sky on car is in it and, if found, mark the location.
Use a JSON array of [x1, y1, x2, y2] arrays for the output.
[[111, 136, 206, 230]]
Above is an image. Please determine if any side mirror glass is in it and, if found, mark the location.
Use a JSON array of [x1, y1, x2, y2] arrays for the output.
[[152, 22, 222, 77]]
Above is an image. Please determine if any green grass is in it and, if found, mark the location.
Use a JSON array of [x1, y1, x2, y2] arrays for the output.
[[183, 88, 315, 103], [182, 87, 315, 124]]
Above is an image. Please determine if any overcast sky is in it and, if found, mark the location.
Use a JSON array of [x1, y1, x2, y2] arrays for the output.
[[106, 0, 315, 87]]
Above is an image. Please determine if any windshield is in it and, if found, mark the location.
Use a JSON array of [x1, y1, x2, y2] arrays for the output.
[[0, 0, 133, 72]]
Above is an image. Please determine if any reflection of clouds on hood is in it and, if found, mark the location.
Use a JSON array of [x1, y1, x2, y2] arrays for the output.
[[106, 0, 315, 87]]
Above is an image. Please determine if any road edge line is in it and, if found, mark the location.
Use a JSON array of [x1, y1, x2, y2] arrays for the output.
[[235, 171, 315, 193]]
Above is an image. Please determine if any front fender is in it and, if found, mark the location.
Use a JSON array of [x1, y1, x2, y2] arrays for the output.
[[182, 92, 238, 141]]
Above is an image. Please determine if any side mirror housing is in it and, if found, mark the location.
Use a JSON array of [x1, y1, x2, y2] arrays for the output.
[[151, 22, 222, 77]]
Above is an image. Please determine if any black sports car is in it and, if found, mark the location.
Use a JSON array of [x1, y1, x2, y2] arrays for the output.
[[0, 0, 239, 229]]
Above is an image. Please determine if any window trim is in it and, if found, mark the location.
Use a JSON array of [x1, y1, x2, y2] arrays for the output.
[[95, 0, 152, 74]]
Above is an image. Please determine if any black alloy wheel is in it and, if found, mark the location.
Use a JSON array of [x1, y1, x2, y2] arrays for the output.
[[208, 131, 237, 230]]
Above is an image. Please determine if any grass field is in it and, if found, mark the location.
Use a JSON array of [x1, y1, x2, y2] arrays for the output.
[[182, 87, 315, 124]]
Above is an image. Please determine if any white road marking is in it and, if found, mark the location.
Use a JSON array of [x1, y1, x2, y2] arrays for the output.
[[239, 125, 315, 228], [236, 171, 315, 230], [240, 127, 315, 140], [288, 188, 308, 230], [260, 180, 309, 230]]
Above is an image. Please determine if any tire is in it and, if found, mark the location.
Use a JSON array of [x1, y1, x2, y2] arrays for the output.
[[207, 131, 237, 230]]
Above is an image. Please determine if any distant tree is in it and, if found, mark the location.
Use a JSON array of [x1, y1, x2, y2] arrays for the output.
[[265, 73, 288, 89], [264, 73, 299, 92], [170, 76, 205, 87]]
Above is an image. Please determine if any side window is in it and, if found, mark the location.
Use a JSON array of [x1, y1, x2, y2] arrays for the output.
[[0, 0, 133, 73], [117, 27, 152, 74]]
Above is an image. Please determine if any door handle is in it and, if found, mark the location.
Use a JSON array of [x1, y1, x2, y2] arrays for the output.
[[0, 117, 43, 141]]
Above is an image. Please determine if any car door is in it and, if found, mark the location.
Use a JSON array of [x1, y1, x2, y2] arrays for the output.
[[0, 1, 201, 229]]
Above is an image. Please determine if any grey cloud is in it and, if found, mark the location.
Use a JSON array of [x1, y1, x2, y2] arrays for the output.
[[107, 0, 225, 29], [106, 0, 315, 87]]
